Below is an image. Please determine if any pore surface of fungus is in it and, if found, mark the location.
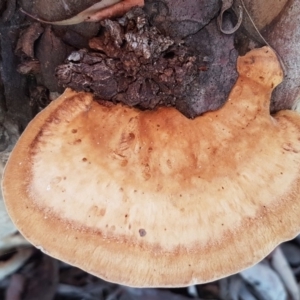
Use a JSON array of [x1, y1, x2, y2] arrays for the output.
[[3, 47, 300, 287]]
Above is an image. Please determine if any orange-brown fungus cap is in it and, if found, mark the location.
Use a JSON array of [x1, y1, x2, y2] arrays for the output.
[[3, 47, 300, 287]]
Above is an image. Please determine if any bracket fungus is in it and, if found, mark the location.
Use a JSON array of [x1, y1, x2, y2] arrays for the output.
[[3, 46, 300, 287]]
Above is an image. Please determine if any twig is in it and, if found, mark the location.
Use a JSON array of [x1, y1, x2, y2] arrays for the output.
[[240, 262, 287, 300], [239, 284, 257, 300], [270, 247, 300, 300], [5, 274, 26, 300], [217, 0, 243, 34], [0, 234, 30, 253], [0, 248, 33, 281], [20, 0, 121, 25], [228, 276, 244, 300], [238, 0, 287, 75]]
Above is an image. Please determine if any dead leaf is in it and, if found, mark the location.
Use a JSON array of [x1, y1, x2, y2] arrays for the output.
[[21, 0, 144, 25]]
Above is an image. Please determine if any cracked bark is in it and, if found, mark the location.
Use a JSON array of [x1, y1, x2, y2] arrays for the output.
[[57, 5, 238, 118]]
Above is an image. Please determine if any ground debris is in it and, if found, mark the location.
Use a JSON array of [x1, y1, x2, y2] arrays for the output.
[[15, 22, 44, 59]]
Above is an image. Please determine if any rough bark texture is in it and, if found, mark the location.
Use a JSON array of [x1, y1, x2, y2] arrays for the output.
[[57, 5, 238, 118]]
